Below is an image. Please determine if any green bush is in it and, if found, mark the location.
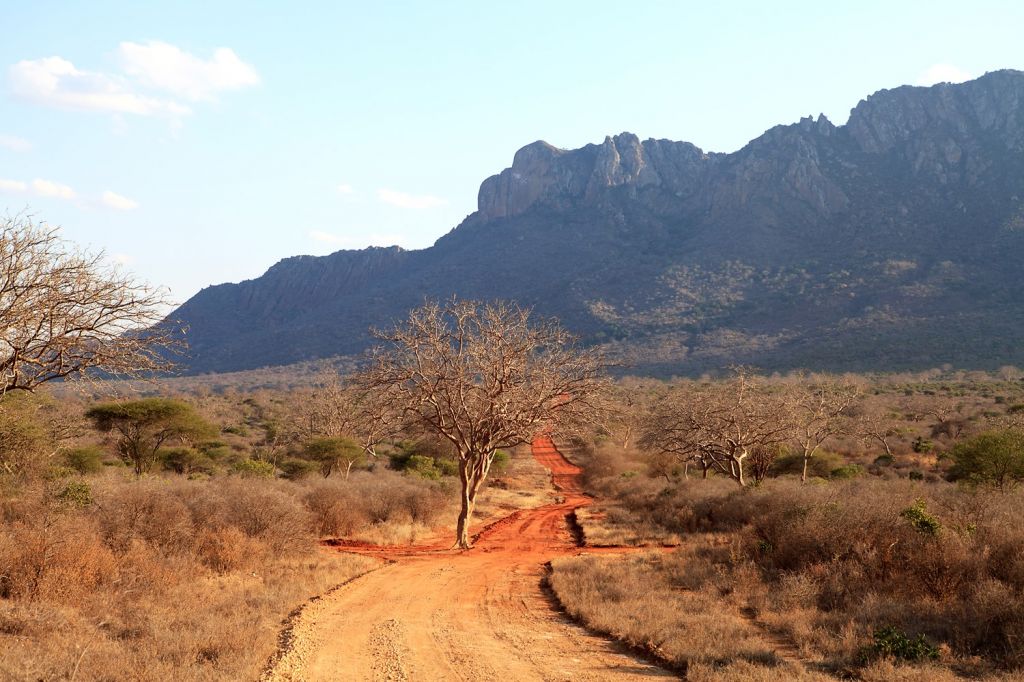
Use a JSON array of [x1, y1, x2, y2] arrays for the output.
[[55, 480, 93, 508], [912, 437, 934, 453], [490, 450, 511, 476], [161, 447, 216, 476], [279, 458, 319, 480], [404, 454, 443, 479], [231, 458, 275, 478], [865, 626, 940, 662], [949, 431, 1024, 490], [830, 464, 864, 480], [61, 446, 106, 474], [771, 451, 843, 479], [900, 498, 941, 536]]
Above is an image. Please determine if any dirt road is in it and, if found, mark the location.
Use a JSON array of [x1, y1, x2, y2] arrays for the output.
[[264, 436, 677, 681]]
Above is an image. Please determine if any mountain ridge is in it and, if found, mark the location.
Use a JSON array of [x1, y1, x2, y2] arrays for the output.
[[168, 69, 1024, 375]]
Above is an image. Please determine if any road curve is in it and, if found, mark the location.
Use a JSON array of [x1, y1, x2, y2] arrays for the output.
[[264, 436, 677, 681]]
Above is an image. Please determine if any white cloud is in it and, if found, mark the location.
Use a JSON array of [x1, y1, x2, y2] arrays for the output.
[[0, 178, 28, 193], [309, 230, 409, 249], [110, 253, 134, 265], [915, 63, 974, 87], [0, 134, 31, 152], [377, 188, 447, 209], [118, 41, 260, 101], [336, 183, 354, 195], [31, 178, 76, 199], [102, 190, 139, 210], [8, 42, 258, 118], [9, 56, 190, 116]]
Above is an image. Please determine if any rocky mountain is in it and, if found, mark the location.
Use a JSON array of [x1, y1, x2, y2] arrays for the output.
[[170, 70, 1024, 375]]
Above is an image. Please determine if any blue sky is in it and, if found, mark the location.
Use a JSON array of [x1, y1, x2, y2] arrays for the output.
[[1, 1, 1021, 304]]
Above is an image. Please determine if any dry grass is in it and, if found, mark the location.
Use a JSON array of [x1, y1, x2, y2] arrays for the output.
[[548, 542, 810, 674], [0, 476, 379, 680], [563, 454, 1024, 679]]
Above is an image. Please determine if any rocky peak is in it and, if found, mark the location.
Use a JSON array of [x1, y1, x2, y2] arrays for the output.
[[846, 69, 1024, 153], [476, 132, 709, 220]]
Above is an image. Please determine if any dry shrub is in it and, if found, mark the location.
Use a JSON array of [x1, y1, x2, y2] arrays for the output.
[[195, 526, 264, 572], [549, 546, 778, 669], [0, 475, 377, 681], [0, 514, 115, 604], [587, 453, 1024, 673], [213, 479, 313, 555], [303, 481, 369, 536]]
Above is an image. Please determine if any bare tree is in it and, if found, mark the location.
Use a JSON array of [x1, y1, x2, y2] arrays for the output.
[[640, 369, 794, 487], [298, 367, 393, 457], [788, 375, 861, 483], [356, 299, 607, 549], [902, 396, 975, 443], [850, 399, 905, 459], [0, 216, 179, 396]]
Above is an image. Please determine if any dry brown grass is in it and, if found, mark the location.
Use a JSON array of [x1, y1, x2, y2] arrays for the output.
[[563, 455, 1024, 679], [0, 476, 378, 680], [548, 542, 824, 676]]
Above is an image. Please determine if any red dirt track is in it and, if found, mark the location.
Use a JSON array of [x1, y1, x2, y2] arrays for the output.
[[263, 436, 677, 681]]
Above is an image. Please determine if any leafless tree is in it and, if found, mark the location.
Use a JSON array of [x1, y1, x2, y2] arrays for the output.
[[298, 367, 393, 457], [0, 215, 180, 396], [849, 399, 905, 458], [640, 369, 795, 487], [787, 375, 862, 483], [902, 396, 975, 443], [355, 298, 607, 548]]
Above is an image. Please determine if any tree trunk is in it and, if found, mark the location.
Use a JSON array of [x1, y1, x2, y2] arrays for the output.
[[454, 452, 492, 549], [735, 455, 746, 487], [801, 454, 810, 484], [344, 460, 354, 481], [683, 460, 690, 480]]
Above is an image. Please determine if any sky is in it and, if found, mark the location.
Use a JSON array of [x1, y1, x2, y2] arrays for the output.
[[1, 1, 1022, 305]]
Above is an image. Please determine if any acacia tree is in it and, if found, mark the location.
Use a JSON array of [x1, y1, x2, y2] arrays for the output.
[[356, 299, 606, 549], [303, 436, 366, 479], [788, 375, 861, 483], [0, 216, 180, 396], [86, 398, 215, 475], [640, 369, 795, 487]]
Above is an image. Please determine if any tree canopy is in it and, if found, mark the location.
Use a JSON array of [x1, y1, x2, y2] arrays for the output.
[[356, 298, 606, 548], [0, 215, 180, 397], [86, 398, 215, 475]]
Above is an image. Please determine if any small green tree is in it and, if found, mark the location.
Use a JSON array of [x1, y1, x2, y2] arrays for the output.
[[86, 398, 215, 475], [949, 430, 1024, 491], [303, 437, 365, 479]]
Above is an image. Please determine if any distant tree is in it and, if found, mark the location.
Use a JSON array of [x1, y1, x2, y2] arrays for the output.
[[356, 298, 606, 549], [640, 369, 795, 487], [905, 397, 975, 443], [298, 367, 391, 457], [0, 215, 180, 397], [949, 430, 1024, 491], [86, 398, 215, 475], [787, 375, 861, 483], [303, 436, 366, 479], [850, 399, 905, 459]]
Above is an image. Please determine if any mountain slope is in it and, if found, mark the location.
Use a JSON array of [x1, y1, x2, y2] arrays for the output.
[[170, 70, 1024, 375]]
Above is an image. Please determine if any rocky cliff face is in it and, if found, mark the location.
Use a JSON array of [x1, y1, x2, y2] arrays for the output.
[[476, 134, 709, 220], [169, 70, 1024, 375]]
